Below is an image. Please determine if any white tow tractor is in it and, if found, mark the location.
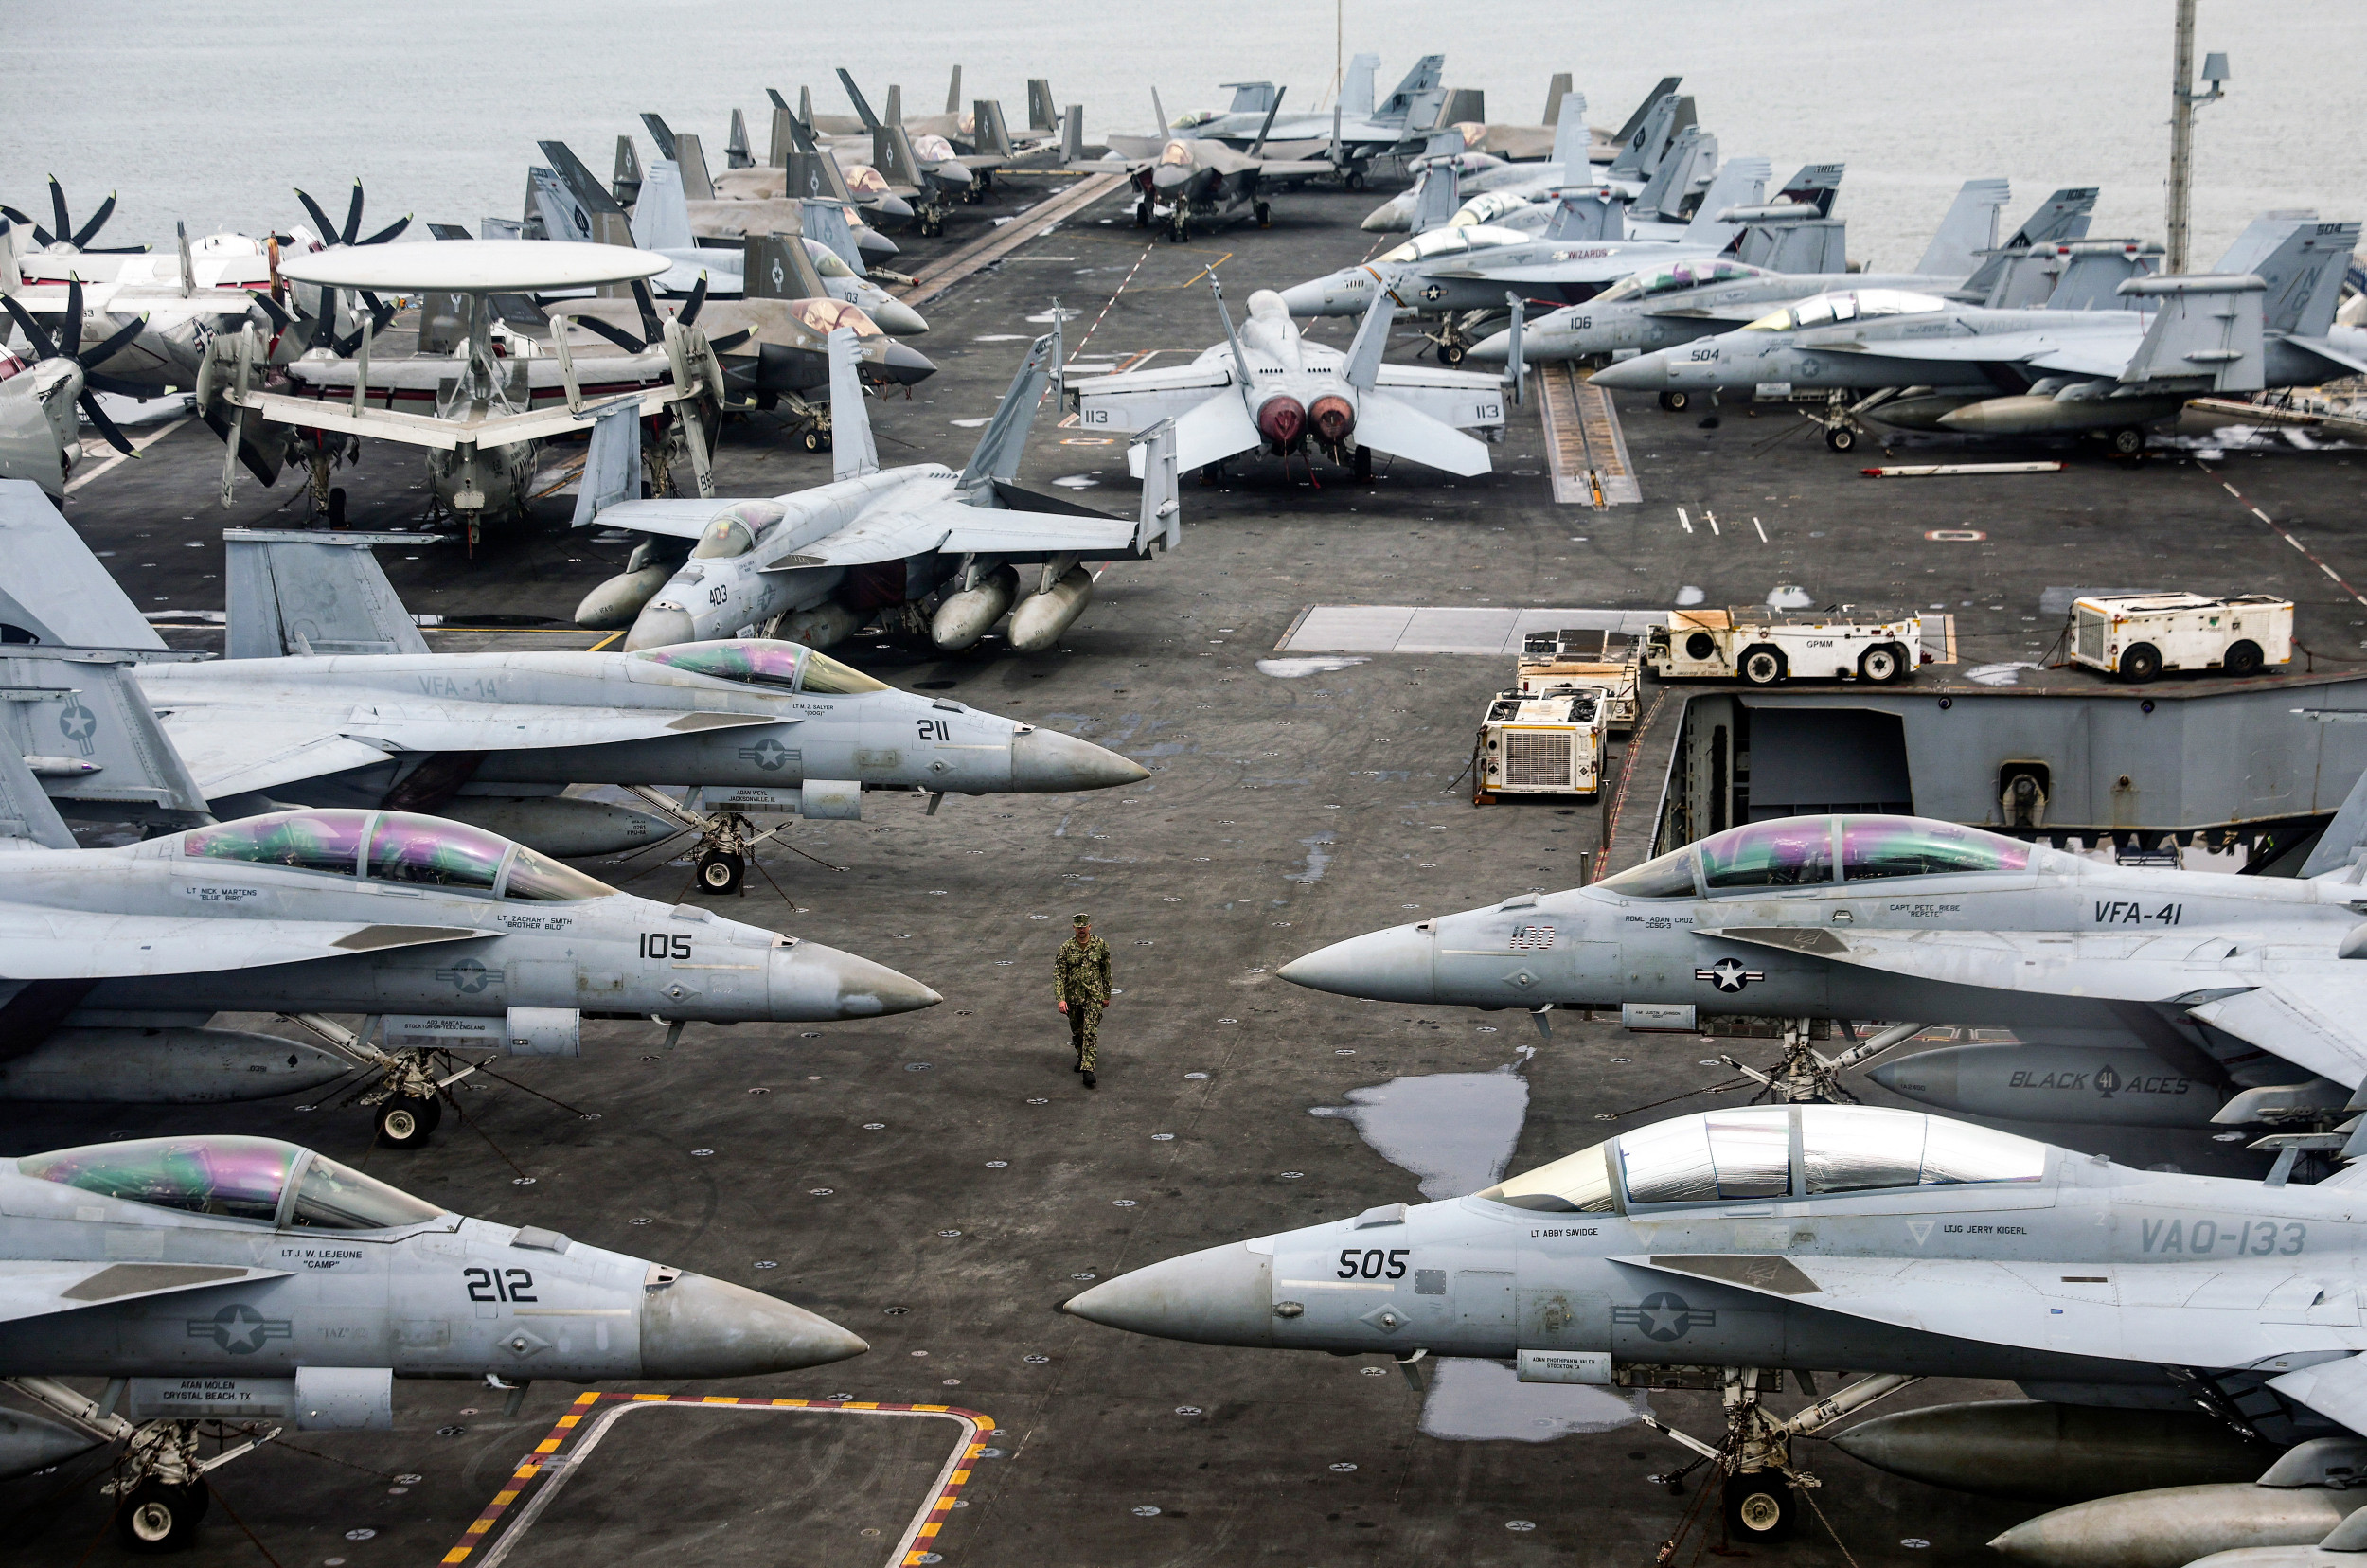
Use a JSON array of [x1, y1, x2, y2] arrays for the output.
[[1475, 688, 1605, 802], [2065, 592, 2292, 683], [1517, 629, 1642, 728], [1644, 606, 1922, 686]]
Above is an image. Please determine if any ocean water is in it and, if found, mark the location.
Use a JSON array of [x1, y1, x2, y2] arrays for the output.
[[5, 1, 2360, 274]]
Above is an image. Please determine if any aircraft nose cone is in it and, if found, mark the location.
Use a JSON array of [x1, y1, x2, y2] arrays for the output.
[[1589, 354, 1664, 391], [1277, 924, 1435, 1003], [881, 340, 938, 384], [869, 298, 930, 336], [872, 193, 914, 223], [1062, 1240, 1275, 1347], [1360, 200, 1409, 233], [1010, 726, 1149, 792], [769, 940, 943, 1020], [1276, 280, 1331, 316], [639, 1271, 867, 1377], [1152, 166, 1193, 194], [1462, 331, 1510, 365], [622, 603, 697, 652], [855, 228, 899, 261]]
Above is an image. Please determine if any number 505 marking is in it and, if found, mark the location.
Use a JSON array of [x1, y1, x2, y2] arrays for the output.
[[1337, 1247, 1410, 1280]]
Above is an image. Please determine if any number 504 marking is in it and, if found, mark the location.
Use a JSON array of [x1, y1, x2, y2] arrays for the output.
[[1337, 1247, 1410, 1280]]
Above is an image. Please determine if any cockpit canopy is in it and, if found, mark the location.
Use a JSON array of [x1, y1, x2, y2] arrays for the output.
[[633, 638, 888, 695], [844, 165, 890, 196], [1598, 814, 2041, 899], [21, 1135, 449, 1231], [1595, 259, 1771, 304], [182, 810, 616, 900], [691, 500, 789, 560], [1742, 289, 1951, 331], [1477, 1106, 2047, 1213], [1376, 223, 1531, 264]]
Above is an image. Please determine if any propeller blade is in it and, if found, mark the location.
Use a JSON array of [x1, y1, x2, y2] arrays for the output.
[[332, 327, 364, 357], [47, 178, 69, 248], [78, 312, 149, 370], [707, 328, 754, 353], [69, 191, 116, 250], [0, 204, 55, 247], [310, 286, 340, 351], [81, 372, 152, 399], [363, 291, 398, 333], [59, 279, 82, 360], [0, 294, 58, 360], [571, 314, 648, 354], [294, 188, 338, 244], [83, 244, 150, 255], [341, 182, 365, 246], [252, 295, 292, 332], [358, 215, 411, 246], [679, 274, 709, 327], [79, 392, 135, 456], [631, 279, 664, 345]]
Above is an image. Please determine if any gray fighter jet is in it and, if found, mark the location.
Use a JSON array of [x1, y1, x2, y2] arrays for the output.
[[1130, 55, 1450, 179], [1281, 809, 2367, 1128], [1, 485, 1145, 880], [831, 73, 1013, 238], [1064, 1101, 2367, 1543], [1593, 215, 2367, 452], [0, 733, 935, 1132], [0, 1131, 864, 1550], [1111, 89, 1337, 242], [574, 324, 1184, 658]]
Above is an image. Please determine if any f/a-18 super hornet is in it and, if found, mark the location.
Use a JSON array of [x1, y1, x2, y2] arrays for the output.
[[1358, 92, 1608, 235], [1594, 215, 2367, 453], [1064, 281, 1509, 480], [1279, 806, 2367, 1134], [574, 323, 1185, 658], [1064, 1100, 2367, 1545], [1463, 178, 2096, 379], [0, 731, 936, 1131], [0, 1132, 865, 1551], [1, 484, 1147, 879]]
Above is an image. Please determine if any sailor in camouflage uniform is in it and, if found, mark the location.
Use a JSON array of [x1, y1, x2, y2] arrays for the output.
[[1055, 912, 1112, 1088]]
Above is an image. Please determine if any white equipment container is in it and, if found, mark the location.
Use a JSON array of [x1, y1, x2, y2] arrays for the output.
[[1478, 689, 1605, 798], [2067, 592, 2291, 682], [1644, 606, 1921, 686], [1517, 629, 1642, 728]]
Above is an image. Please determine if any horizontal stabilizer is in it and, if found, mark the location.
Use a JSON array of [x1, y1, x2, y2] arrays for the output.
[[224, 530, 430, 658], [0, 744, 74, 851], [1162, 392, 1262, 473], [2269, 1355, 2367, 1436], [1352, 394, 1492, 476], [0, 481, 166, 650]]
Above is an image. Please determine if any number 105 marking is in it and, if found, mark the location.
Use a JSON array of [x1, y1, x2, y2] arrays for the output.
[[1337, 1247, 1410, 1280]]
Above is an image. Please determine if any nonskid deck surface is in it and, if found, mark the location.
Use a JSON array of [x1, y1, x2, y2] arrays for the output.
[[11, 178, 2363, 1567]]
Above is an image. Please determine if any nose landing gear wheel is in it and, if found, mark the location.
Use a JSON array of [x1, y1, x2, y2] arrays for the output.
[[1438, 342, 1467, 366], [1658, 389, 1689, 412], [2109, 425, 2146, 456], [1723, 1472, 1795, 1542], [698, 849, 746, 895], [119, 1478, 209, 1552], [1254, 201, 1271, 227], [376, 1094, 442, 1149], [1824, 424, 1858, 452]]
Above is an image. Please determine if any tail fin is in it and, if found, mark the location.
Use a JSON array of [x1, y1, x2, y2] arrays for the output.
[[1248, 87, 1287, 158], [1633, 125, 1707, 220], [766, 102, 793, 167], [956, 330, 1059, 493], [672, 133, 715, 201], [973, 99, 1014, 159], [726, 109, 754, 169], [1440, 87, 1485, 127], [0, 480, 165, 650], [1151, 84, 1172, 136], [2305, 765, 2367, 877], [1343, 294, 1396, 390], [1340, 53, 1379, 117], [799, 85, 815, 128], [2118, 273, 2267, 391], [1548, 88, 1589, 169], [1542, 73, 1574, 129], [1209, 276, 1253, 393], [224, 528, 431, 657], [876, 121, 922, 188], [885, 84, 904, 130], [836, 69, 883, 133], [2003, 187, 2098, 250], [798, 199, 867, 276], [945, 64, 962, 117], [534, 141, 633, 246], [1061, 105, 1085, 164], [1737, 218, 1846, 274], [745, 223, 831, 302], [629, 161, 695, 253], [1914, 177, 2010, 277], [1681, 157, 1771, 245], [571, 396, 643, 529], [2047, 242, 2159, 311], [2212, 217, 2359, 337], [784, 114, 855, 205], [1133, 419, 1180, 553], [1375, 55, 1446, 126], [639, 113, 679, 161], [1609, 92, 1686, 181], [612, 136, 644, 206], [0, 739, 74, 851], [1612, 76, 1682, 148], [827, 327, 879, 481], [1545, 189, 1622, 241], [1773, 163, 1844, 218], [1027, 79, 1057, 133], [1504, 293, 1526, 407], [1410, 162, 1461, 233]]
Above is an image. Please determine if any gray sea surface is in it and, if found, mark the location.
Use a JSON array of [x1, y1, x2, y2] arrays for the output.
[[5, 1, 2361, 274]]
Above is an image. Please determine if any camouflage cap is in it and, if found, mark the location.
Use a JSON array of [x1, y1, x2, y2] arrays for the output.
[[1073, 912, 1091, 925]]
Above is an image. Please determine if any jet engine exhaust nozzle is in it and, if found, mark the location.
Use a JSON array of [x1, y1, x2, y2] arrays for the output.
[[1255, 394, 1307, 452], [1308, 394, 1355, 445]]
